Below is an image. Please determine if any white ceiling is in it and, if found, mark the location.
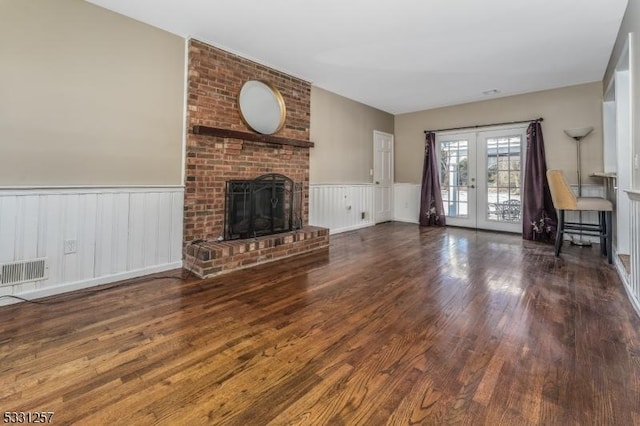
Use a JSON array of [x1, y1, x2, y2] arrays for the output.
[[86, 0, 628, 114]]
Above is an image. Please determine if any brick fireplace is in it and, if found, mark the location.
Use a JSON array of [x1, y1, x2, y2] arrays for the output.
[[183, 40, 328, 278]]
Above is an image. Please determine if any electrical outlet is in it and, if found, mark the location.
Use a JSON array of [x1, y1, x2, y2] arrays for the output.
[[64, 239, 77, 254]]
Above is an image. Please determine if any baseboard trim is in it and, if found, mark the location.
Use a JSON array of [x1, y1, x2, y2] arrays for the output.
[[393, 217, 419, 225], [0, 261, 183, 306], [329, 222, 375, 235]]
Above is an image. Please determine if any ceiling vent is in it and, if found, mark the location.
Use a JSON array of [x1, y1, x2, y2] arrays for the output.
[[482, 89, 501, 96]]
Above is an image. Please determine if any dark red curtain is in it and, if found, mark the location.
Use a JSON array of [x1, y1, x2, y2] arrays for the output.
[[522, 121, 557, 240], [419, 132, 446, 226]]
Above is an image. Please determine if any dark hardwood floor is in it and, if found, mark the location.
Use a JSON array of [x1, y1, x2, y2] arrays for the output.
[[1, 222, 639, 425]]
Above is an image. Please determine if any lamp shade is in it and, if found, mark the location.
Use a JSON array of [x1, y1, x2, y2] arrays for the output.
[[564, 127, 594, 140]]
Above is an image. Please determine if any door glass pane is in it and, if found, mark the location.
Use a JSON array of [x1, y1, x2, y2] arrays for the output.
[[440, 140, 469, 218], [486, 136, 521, 223]]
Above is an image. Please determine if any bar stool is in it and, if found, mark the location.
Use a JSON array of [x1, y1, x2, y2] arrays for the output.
[[546, 170, 613, 263]]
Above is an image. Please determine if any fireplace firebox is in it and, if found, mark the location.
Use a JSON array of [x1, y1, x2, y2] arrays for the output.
[[225, 174, 303, 240]]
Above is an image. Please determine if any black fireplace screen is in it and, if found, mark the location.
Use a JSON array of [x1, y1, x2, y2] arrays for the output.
[[225, 174, 302, 240]]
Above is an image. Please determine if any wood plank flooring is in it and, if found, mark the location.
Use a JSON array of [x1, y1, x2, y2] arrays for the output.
[[1, 222, 639, 425]]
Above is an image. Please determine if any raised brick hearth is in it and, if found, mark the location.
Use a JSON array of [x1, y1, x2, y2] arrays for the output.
[[184, 226, 329, 277], [183, 40, 328, 278]]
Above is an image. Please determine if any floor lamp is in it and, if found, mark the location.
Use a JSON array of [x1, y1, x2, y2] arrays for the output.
[[563, 126, 594, 246]]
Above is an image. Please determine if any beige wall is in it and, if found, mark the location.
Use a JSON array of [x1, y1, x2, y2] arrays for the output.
[[394, 82, 603, 184], [310, 86, 394, 184], [0, 0, 185, 186], [604, 0, 639, 188]]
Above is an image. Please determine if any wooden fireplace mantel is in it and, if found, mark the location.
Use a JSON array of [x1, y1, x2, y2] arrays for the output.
[[192, 125, 314, 148]]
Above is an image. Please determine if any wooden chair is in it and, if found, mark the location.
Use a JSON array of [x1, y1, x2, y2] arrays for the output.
[[546, 170, 613, 263]]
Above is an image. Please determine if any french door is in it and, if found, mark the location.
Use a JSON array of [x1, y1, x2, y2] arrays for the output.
[[436, 126, 526, 233]]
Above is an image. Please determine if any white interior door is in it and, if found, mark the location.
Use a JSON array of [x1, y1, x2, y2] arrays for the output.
[[373, 131, 394, 223], [437, 126, 526, 233]]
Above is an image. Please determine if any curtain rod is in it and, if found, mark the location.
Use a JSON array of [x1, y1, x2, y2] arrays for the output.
[[423, 117, 543, 134]]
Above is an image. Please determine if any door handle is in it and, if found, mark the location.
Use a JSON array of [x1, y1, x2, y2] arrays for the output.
[[375, 181, 380, 184]]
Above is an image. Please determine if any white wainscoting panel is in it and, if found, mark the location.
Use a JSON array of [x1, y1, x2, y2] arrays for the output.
[[393, 183, 421, 224], [0, 187, 184, 305], [309, 184, 374, 234], [624, 190, 640, 315]]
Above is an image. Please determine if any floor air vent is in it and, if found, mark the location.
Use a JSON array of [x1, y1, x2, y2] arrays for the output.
[[0, 258, 48, 286]]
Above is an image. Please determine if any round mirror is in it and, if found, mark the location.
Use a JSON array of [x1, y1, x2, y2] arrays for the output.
[[238, 80, 287, 135]]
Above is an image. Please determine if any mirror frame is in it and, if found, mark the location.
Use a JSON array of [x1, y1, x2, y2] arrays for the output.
[[237, 80, 287, 135]]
